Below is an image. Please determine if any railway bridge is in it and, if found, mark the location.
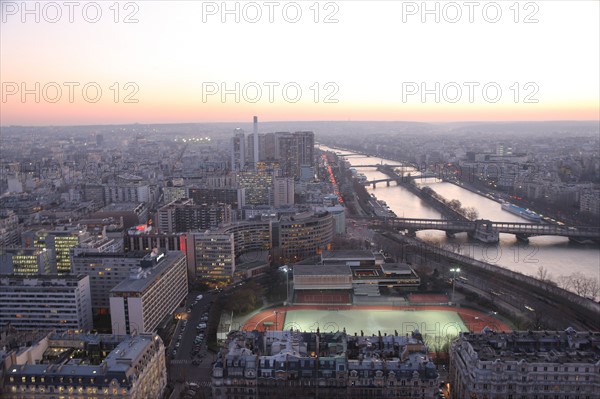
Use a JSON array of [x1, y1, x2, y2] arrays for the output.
[[385, 218, 600, 243]]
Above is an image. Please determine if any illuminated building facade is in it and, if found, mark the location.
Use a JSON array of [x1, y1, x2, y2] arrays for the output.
[[0, 248, 53, 275], [0, 274, 93, 332], [1, 332, 167, 399], [188, 187, 245, 210], [71, 252, 149, 313], [109, 251, 187, 335], [236, 171, 274, 205], [45, 226, 89, 274], [124, 224, 186, 252], [186, 232, 235, 281], [157, 198, 233, 233], [218, 220, 272, 258], [276, 211, 334, 263]]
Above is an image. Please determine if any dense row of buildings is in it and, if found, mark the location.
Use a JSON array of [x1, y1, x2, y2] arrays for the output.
[[0, 249, 188, 337], [2, 206, 338, 283], [1, 332, 167, 399], [449, 328, 600, 399], [212, 329, 440, 399], [3, 326, 598, 399]]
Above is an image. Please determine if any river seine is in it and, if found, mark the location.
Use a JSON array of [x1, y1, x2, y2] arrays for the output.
[[320, 146, 600, 289]]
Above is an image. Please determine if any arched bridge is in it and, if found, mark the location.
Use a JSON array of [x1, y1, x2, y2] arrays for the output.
[[385, 218, 600, 243], [363, 172, 438, 188]]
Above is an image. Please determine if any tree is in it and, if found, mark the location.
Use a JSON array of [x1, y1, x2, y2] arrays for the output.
[[448, 199, 462, 210], [465, 207, 479, 220], [557, 273, 599, 300], [536, 265, 552, 282], [556, 274, 573, 291]]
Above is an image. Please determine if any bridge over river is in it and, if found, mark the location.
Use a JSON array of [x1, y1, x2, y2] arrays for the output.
[[386, 218, 600, 244], [363, 172, 438, 188]]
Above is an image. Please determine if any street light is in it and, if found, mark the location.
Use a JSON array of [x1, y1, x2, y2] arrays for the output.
[[450, 267, 460, 305], [279, 265, 290, 306], [273, 311, 281, 331]]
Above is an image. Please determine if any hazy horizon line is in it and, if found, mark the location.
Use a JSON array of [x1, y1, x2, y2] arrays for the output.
[[2, 119, 599, 129]]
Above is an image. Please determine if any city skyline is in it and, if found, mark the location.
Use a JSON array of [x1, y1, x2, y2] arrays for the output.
[[1, 1, 599, 125]]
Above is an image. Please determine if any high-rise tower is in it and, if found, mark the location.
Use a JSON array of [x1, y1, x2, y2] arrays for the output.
[[231, 128, 246, 171], [253, 116, 259, 170]]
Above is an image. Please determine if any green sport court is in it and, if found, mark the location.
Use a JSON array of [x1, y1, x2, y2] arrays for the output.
[[280, 309, 467, 338]]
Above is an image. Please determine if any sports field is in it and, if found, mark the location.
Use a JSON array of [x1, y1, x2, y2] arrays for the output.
[[241, 305, 510, 339], [283, 309, 466, 337]]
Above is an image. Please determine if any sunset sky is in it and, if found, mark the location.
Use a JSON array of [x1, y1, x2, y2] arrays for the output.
[[1, 1, 598, 125]]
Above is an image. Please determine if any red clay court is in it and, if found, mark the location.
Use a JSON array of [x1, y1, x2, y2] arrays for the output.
[[408, 293, 449, 303], [294, 290, 352, 304]]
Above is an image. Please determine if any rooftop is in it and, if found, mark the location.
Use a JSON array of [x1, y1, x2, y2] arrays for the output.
[[5, 332, 161, 382], [458, 329, 600, 363], [321, 250, 375, 261], [99, 202, 145, 212], [110, 251, 184, 294], [380, 263, 415, 276], [293, 264, 351, 276], [0, 274, 88, 286]]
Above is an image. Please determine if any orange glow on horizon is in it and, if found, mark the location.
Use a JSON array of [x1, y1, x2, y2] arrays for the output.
[[1, 98, 598, 125]]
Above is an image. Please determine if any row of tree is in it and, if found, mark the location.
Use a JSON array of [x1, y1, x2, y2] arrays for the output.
[[421, 186, 479, 220], [536, 265, 599, 300]]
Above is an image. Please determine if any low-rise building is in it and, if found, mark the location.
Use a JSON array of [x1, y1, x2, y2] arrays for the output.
[[212, 329, 438, 399], [449, 328, 600, 399], [0, 331, 167, 399], [293, 260, 420, 304]]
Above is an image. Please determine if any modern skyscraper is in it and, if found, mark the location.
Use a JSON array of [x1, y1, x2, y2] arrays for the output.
[[272, 176, 295, 207], [236, 171, 275, 205], [157, 198, 233, 233], [46, 225, 90, 274], [295, 130, 315, 168], [231, 128, 246, 171], [253, 116, 259, 170], [186, 232, 235, 281]]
